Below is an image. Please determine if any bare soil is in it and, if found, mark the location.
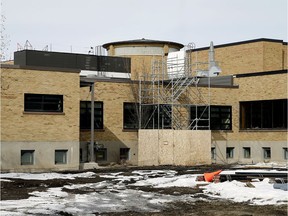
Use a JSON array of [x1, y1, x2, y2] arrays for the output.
[[1, 165, 287, 216]]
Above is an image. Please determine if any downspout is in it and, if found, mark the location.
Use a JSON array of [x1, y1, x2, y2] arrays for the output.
[[90, 82, 95, 162]]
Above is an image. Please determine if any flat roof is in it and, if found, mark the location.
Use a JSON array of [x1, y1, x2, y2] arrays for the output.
[[192, 38, 287, 52], [1, 64, 80, 73], [102, 38, 184, 49]]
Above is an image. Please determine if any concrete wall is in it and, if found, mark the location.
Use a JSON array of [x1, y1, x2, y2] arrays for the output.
[[212, 141, 287, 164], [1, 141, 79, 172], [138, 130, 211, 166]]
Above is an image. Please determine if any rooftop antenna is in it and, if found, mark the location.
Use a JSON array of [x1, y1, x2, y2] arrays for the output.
[[42, 45, 48, 51], [17, 43, 23, 51], [88, 47, 94, 55], [24, 40, 33, 50]]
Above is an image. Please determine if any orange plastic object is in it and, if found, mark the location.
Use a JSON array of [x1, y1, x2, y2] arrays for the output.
[[204, 170, 222, 182]]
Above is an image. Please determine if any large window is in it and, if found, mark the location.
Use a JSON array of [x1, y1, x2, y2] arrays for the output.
[[240, 99, 287, 130], [123, 103, 139, 129], [80, 101, 103, 129], [190, 105, 232, 130], [141, 104, 172, 129], [24, 94, 63, 112]]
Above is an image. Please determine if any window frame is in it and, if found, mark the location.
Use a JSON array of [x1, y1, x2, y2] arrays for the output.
[[211, 147, 216, 160], [243, 147, 251, 158], [55, 149, 68, 164], [123, 102, 139, 129], [226, 147, 234, 159], [120, 148, 130, 160], [95, 148, 107, 162], [80, 101, 103, 130], [190, 105, 232, 130], [240, 99, 287, 130], [141, 104, 172, 129], [284, 148, 288, 160], [263, 147, 271, 159], [21, 150, 35, 165], [24, 93, 63, 113]]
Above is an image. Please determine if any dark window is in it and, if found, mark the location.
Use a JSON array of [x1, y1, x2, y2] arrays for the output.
[[284, 148, 288, 160], [243, 147, 251, 158], [123, 103, 139, 129], [55, 150, 67, 164], [80, 101, 103, 129], [24, 94, 63, 112], [211, 147, 216, 160], [190, 105, 232, 130], [141, 104, 172, 129], [263, 147, 271, 159], [21, 150, 34, 165], [240, 99, 287, 130], [95, 148, 107, 162], [120, 148, 130, 160], [226, 147, 234, 158]]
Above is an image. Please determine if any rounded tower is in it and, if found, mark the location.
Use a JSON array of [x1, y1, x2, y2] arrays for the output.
[[102, 38, 184, 80]]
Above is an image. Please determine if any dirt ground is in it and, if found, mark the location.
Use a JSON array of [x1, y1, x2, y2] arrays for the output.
[[1, 165, 287, 216]]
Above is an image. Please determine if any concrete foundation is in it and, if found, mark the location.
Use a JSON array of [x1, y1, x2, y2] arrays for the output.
[[0, 141, 79, 172]]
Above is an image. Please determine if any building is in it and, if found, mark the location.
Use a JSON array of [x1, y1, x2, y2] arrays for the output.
[[0, 38, 287, 172]]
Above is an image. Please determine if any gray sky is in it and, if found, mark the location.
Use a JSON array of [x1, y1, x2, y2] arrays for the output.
[[1, 0, 287, 58]]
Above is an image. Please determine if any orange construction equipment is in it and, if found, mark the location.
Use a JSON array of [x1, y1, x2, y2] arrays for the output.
[[204, 170, 222, 182]]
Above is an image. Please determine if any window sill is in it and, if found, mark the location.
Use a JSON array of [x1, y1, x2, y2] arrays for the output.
[[122, 129, 138, 132], [80, 129, 105, 132], [23, 111, 65, 115], [239, 129, 287, 132]]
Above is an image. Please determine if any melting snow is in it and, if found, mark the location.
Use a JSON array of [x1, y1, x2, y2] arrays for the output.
[[0, 168, 287, 215]]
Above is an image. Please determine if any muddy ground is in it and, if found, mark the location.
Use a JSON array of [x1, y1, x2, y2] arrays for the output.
[[1, 164, 287, 216]]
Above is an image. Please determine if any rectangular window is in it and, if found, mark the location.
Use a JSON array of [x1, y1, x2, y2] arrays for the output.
[[243, 147, 251, 158], [141, 104, 172, 129], [284, 148, 288, 160], [24, 94, 63, 112], [263, 147, 271, 159], [21, 150, 34, 165], [55, 150, 68, 164], [190, 105, 232, 130], [240, 99, 287, 130], [120, 148, 130, 160], [80, 101, 103, 129], [211, 147, 216, 160], [226, 147, 234, 159], [95, 148, 107, 162], [123, 103, 139, 129]]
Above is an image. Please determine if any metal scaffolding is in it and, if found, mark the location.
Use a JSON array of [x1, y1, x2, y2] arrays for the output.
[[139, 43, 211, 130]]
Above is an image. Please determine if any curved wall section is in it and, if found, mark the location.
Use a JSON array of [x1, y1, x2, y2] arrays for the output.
[[114, 46, 179, 56]]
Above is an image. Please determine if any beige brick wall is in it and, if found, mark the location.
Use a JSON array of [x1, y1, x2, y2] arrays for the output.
[[191, 40, 287, 76], [80, 81, 138, 142], [283, 44, 288, 69], [1, 67, 80, 142]]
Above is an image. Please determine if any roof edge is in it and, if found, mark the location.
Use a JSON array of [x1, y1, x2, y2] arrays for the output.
[[192, 38, 287, 51], [102, 38, 184, 49]]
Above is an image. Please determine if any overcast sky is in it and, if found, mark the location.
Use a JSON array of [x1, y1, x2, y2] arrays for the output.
[[1, 0, 287, 58]]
